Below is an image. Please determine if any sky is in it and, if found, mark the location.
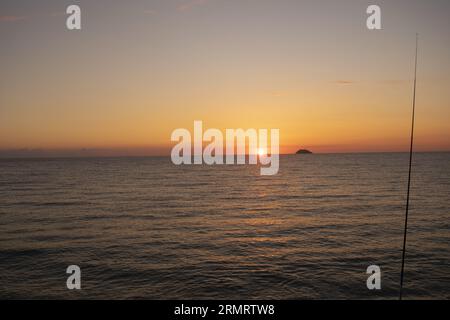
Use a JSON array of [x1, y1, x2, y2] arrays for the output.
[[1, 0, 450, 156]]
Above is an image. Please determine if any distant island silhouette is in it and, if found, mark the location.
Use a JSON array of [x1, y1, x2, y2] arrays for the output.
[[295, 149, 312, 154]]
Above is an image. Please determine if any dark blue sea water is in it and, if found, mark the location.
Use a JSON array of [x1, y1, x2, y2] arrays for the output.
[[0, 153, 449, 299]]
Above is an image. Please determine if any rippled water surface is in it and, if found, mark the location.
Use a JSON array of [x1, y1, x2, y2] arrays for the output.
[[0, 153, 449, 299]]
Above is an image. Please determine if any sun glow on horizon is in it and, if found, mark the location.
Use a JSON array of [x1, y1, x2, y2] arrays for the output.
[[257, 148, 267, 156]]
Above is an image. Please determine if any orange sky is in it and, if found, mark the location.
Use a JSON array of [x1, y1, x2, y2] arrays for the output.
[[1, 0, 449, 156]]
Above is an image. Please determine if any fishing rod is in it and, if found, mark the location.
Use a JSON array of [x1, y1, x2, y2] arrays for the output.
[[399, 33, 419, 300]]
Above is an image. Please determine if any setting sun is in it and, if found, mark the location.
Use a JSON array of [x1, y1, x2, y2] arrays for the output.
[[258, 148, 267, 156]]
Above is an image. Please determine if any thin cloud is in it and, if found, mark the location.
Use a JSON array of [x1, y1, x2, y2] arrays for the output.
[[177, 0, 209, 12], [333, 80, 355, 85], [0, 15, 26, 22]]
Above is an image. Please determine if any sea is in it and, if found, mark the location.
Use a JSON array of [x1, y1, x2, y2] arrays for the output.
[[0, 153, 449, 299]]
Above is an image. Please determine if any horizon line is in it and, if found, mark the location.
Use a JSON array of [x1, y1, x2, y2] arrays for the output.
[[0, 150, 449, 160]]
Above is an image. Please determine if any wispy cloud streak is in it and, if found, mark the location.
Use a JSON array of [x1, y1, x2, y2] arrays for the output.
[[0, 15, 26, 22], [332, 80, 355, 85]]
